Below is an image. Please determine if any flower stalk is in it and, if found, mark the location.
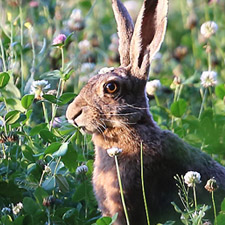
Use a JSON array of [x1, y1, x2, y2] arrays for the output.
[[114, 155, 130, 225], [140, 142, 150, 225]]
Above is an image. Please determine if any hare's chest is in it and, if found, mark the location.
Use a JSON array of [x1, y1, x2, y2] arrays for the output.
[[92, 147, 142, 219]]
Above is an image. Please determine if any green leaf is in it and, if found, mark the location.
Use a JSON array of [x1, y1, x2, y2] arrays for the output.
[[42, 176, 56, 191], [42, 94, 58, 104], [40, 130, 57, 143], [73, 181, 93, 202], [44, 142, 61, 155], [0, 72, 10, 88], [110, 213, 118, 225], [63, 69, 74, 81], [34, 187, 49, 206], [21, 94, 35, 109], [96, 217, 112, 225], [61, 143, 77, 173], [21, 145, 34, 161], [171, 202, 183, 213], [217, 213, 225, 225], [221, 198, 225, 211], [215, 84, 225, 100], [5, 110, 21, 124], [52, 142, 69, 157], [23, 197, 39, 215], [30, 123, 47, 136], [55, 174, 69, 193], [170, 99, 187, 118], [62, 208, 76, 220], [64, 32, 74, 46], [1, 215, 13, 224], [58, 93, 76, 106], [14, 216, 24, 225]]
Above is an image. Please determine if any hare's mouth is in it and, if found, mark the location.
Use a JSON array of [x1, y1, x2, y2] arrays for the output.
[[68, 119, 94, 135]]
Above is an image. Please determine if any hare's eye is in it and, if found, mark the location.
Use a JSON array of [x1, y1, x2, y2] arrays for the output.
[[104, 82, 119, 94]]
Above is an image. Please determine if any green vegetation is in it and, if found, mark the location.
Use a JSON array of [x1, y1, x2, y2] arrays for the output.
[[0, 0, 225, 224]]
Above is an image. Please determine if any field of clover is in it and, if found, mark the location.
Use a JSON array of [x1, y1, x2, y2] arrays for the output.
[[0, 0, 225, 224]]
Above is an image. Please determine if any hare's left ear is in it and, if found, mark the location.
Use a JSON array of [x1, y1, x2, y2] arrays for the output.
[[130, 0, 169, 80], [111, 0, 134, 67]]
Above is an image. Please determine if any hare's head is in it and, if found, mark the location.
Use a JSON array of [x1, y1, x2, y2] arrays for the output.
[[66, 0, 168, 134]]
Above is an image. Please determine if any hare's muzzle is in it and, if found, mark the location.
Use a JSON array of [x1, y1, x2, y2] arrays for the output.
[[66, 97, 83, 127]]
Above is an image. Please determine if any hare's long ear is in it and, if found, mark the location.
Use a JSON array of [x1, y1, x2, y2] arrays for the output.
[[111, 0, 134, 67], [130, 0, 168, 80]]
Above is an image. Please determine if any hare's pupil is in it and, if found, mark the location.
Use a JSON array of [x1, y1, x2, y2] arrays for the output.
[[105, 82, 118, 93]]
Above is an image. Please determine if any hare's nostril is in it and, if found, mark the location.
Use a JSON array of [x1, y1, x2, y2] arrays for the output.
[[72, 109, 82, 121]]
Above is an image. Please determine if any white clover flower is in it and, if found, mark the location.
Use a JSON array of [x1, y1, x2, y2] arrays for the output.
[[80, 63, 95, 73], [98, 67, 114, 74], [70, 9, 83, 21], [76, 165, 88, 175], [30, 80, 51, 100], [184, 171, 201, 187], [200, 21, 218, 39], [78, 40, 91, 53], [200, 71, 217, 88], [12, 202, 23, 215], [146, 80, 161, 95], [44, 165, 51, 173], [68, 9, 85, 31], [107, 147, 123, 157]]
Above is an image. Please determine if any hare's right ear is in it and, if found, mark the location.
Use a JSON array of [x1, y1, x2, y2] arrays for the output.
[[130, 0, 169, 80], [111, 0, 134, 67]]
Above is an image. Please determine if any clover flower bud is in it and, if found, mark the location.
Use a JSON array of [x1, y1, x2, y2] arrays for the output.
[[76, 165, 88, 175], [205, 177, 218, 192], [184, 171, 201, 187], [12, 202, 23, 215], [200, 71, 217, 88], [53, 34, 67, 45], [146, 80, 161, 96], [44, 165, 51, 173], [200, 21, 218, 39], [43, 196, 56, 207], [107, 147, 123, 157]]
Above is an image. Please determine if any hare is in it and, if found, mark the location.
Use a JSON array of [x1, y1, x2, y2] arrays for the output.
[[66, 0, 225, 224]]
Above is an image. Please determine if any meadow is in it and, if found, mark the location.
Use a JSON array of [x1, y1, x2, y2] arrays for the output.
[[0, 0, 225, 224]]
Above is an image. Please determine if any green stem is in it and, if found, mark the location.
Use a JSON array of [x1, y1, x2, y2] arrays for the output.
[[198, 88, 207, 119], [53, 157, 61, 176], [47, 208, 51, 225], [114, 155, 130, 225], [42, 101, 49, 124], [0, 38, 7, 71], [154, 94, 160, 107], [19, 6, 24, 96], [193, 184, 197, 211], [60, 47, 64, 72], [49, 47, 65, 131], [1, 143, 6, 159], [140, 142, 151, 225], [39, 170, 46, 186], [212, 191, 217, 225]]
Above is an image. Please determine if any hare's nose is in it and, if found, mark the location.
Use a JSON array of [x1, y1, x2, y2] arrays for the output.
[[66, 96, 84, 125]]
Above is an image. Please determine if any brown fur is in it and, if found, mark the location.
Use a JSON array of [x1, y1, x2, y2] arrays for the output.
[[66, 0, 225, 224]]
